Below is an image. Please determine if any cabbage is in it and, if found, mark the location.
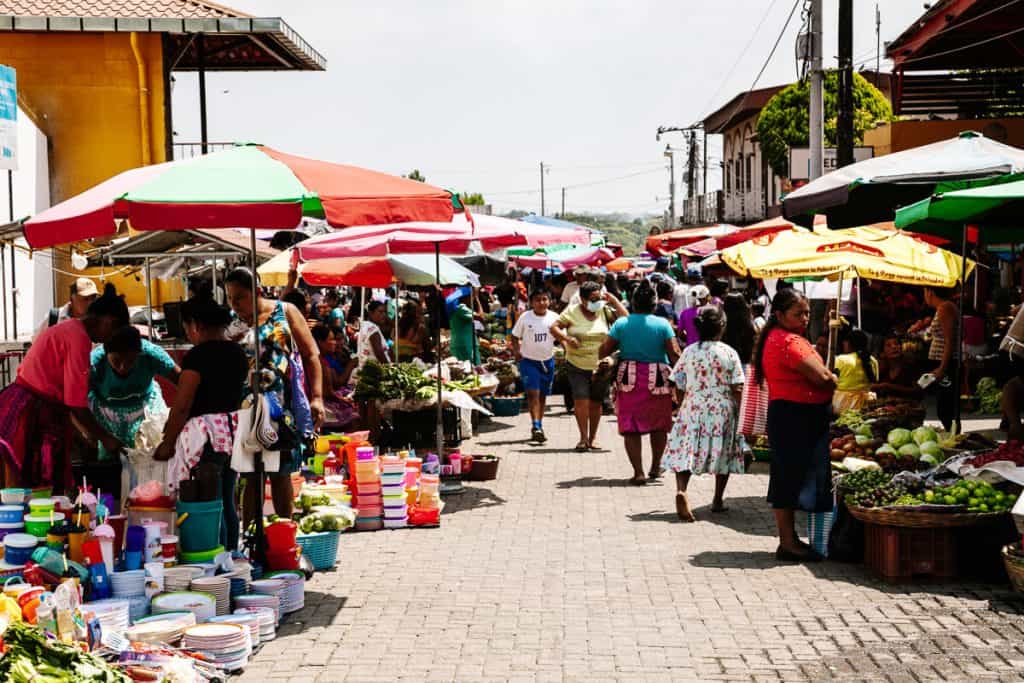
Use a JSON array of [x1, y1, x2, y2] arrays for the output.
[[919, 441, 941, 458], [855, 434, 873, 446], [855, 423, 874, 438], [887, 428, 913, 448], [919, 453, 938, 467], [912, 426, 938, 446], [875, 444, 897, 456], [898, 443, 921, 458]]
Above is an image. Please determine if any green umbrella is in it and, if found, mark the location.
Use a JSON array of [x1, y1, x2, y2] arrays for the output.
[[895, 173, 1024, 241]]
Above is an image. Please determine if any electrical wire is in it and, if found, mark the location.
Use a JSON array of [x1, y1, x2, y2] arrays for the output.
[[898, 24, 1024, 65], [698, 0, 785, 119], [483, 167, 665, 197]]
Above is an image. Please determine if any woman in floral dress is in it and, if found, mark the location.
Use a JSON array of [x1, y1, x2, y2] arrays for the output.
[[663, 306, 745, 522]]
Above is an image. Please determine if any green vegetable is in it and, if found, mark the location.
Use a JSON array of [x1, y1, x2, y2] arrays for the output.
[[0, 621, 131, 683], [898, 443, 921, 458], [911, 426, 937, 446], [887, 428, 912, 448]]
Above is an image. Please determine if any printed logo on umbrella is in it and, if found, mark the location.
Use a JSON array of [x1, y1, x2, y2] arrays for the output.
[[815, 241, 885, 258]]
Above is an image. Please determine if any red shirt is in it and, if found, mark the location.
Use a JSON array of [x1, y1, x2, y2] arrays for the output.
[[18, 318, 92, 408], [762, 327, 832, 404]]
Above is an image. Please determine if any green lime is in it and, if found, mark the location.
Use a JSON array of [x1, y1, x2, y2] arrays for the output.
[[968, 498, 980, 507], [979, 503, 990, 512], [944, 496, 957, 505], [924, 491, 936, 502]]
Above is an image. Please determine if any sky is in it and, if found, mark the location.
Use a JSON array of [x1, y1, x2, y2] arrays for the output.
[[171, 1, 927, 217]]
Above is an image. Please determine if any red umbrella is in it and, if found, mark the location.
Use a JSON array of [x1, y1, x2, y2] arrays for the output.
[[24, 144, 455, 248], [645, 224, 738, 256]]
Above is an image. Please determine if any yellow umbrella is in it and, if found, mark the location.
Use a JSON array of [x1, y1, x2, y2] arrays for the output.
[[257, 248, 295, 287], [720, 225, 974, 287]]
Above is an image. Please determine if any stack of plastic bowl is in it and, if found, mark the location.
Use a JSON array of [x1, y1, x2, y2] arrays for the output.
[[182, 622, 252, 671], [263, 570, 304, 614], [380, 456, 408, 529], [24, 512, 62, 540], [0, 504, 24, 546], [151, 591, 217, 623], [353, 447, 383, 531], [233, 593, 280, 625], [2, 533, 38, 567], [0, 488, 29, 506], [234, 606, 276, 642], [208, 612, 261, 648], [83, 599, 131, 634], [419, 473, 441, 510], [164, 565, 204, 592], [125, 612, 196, 645], [248, 578, 287, 618], [191, 575, 231, 617], [110, 569, 149, 621]]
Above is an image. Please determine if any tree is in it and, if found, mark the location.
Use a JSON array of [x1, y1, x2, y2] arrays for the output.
[[460, 192, 486, 205], [405, 169, 426, 182], [756, 72, 893, 178]]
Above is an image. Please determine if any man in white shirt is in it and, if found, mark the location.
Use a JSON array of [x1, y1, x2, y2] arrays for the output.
[[559, 265, 589, 308], [33, 277, 99, 342], [511, 288, 560, 443], [672, 269, 702, 316]]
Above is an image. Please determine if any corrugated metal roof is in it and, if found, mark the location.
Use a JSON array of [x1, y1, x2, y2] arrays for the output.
[[0, 0, 248, 19]]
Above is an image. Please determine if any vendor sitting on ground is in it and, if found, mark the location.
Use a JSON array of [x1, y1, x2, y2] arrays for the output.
[[313, 324, 359, 429], [90, 325, 181, 468], [832, 329, 878, 413], [872, 335, 922, 399], [0, 285, 129, 491]]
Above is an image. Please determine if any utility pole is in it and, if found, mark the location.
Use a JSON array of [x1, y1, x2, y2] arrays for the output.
[[663, 145, 676, 229], [197, 33, 208, 154], [837, 0, 855, 167], [809, 0, 824, 180], [539, 162, 546, 216], [875, 4, 882, 88], [561, 187, 565, 218]]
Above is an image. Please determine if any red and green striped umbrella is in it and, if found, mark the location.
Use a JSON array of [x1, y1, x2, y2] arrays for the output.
[[23, 144, 456, 249]]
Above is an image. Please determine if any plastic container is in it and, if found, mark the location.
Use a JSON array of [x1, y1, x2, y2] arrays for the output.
[[264, 521, 298, 552], [264, 546, 301, 571], [0, 505, 23, 524], [28, 498, 54, 515], [25, 513, 63, 538], [355, 517, 383, 532], [0, 522, 24, 544], [161, 535, 178, 562], [175, 500, 223, 553], [295, 531, 339, 570], [179, 545, 225, 564], [3, 533, 38, 566], [125, 506, 177, 537], [383, 517, 408, 529], [0, 488, 29, 505], [29, 488, 52, 500]]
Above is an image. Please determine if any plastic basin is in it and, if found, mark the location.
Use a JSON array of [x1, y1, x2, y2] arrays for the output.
[[175, 500, 222, 553]]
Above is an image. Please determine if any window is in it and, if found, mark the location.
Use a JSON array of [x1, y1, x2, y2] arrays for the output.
[[745, 155, 752, 191]]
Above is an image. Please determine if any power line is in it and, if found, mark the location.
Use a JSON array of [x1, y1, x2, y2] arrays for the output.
[[422, 159, 667, 175], [483, 167, 665, 196], [697, 0, 784, 118]]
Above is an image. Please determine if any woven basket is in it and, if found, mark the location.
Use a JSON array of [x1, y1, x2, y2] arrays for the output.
[[1003, 545, 1024, 593], [847, 505, 1007, 528], [296, 530, 340, 571]]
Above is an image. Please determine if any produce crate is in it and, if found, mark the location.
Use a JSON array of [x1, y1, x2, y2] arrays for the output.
[[864, 522, 956, 582], [486, 395, 523, 417]]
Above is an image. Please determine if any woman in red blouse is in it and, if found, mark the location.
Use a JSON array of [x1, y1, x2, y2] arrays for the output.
[[753, 288, 837, 562]]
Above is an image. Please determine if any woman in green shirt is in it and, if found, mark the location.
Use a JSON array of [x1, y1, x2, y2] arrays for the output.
[[550, 281, 627, 451]]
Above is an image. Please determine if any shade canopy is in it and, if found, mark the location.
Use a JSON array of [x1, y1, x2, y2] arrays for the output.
[[895, 175, 1024, 242], [300, 254, 479, 289], [513, 245, 616, 271], [23, 144, 456, 249], [645, 224, 738, 256], [782, 132, 1024, 229], [720, 225, 974, 287]]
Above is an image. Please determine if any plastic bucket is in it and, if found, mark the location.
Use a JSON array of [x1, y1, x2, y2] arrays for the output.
[[175, 500, 223, 553], [264, 521, 298, 552]]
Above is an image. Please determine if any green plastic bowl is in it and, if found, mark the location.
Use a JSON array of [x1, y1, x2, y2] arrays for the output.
[[178, 545, 224, 564]]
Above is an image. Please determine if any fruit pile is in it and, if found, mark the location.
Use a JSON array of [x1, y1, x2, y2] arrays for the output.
[[839, 468, 891, 494], [829, 425, 940, 471], [968, 441, 1024, 468], [845, 481, 910, 508], [899, 480, 1019, 513]]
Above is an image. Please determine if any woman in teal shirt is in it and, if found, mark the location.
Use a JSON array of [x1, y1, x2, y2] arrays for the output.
[[599, 281, 680, 485], [449, 292, 481, 365], [90, 326, 180, 462]]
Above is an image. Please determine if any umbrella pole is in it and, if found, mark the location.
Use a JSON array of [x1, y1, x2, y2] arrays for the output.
[[953, 224, 968, 435], [828, 272, 843, 369], [856, 276, 862, 329], [435, 242, 444, 459], [250, 227, 266, 565]]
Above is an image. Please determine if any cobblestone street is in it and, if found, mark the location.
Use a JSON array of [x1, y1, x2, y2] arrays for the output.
[[238, 404, 1024, 682]]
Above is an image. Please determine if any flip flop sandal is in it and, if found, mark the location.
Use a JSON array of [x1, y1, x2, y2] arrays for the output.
[[629, 476, 648, 486], [575, 441, 589, 452]]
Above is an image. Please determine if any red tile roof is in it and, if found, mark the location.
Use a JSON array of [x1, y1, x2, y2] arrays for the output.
[[0, 0, 250, 19]]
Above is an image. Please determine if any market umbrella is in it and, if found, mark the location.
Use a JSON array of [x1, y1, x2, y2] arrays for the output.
[[512, 245, 616, 271], [22, 144, 459, 561], [519, 214, 605, 243], [23, 144, 455, 248], [604, 258, 632, 273], [645, 224, 738, 256], [297, 253, 480, 289], [783, 131, 1024, 229], [720, 225, 974, 287]]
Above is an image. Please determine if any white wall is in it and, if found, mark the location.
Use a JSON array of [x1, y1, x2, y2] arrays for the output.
[[0, 106, 51, 340]]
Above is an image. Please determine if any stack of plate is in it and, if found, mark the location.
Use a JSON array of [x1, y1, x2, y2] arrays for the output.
[[110, 570, 146, 598], [248, 578, 287, 618], [263, 571, 304, 614], [232, 593, 280, 625], [226, 572, 249, 599], [234, 607, 275, 642], [182, 622, 252, 671], [230, 559, 253, 582], [208, 613, 261, 648], [151, 591, 217, 623], [126, 594, 150, 623], [164, 565, 204, 592], [191, 575, 231, 616], [82, 599, 130, 634], [125, 612, 196, 645]]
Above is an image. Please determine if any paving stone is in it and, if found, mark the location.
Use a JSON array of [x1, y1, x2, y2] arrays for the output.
[[233, 404, 1024, 681]]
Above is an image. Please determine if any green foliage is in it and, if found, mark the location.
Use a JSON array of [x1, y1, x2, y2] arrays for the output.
[[405, 169, 426, 182], [460, 192, 486, 205], [756, 72, 894, 178]]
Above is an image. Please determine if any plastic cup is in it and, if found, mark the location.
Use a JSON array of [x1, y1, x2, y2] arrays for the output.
[[160, 535, 178, 563], [66, 525, 86, 564]]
